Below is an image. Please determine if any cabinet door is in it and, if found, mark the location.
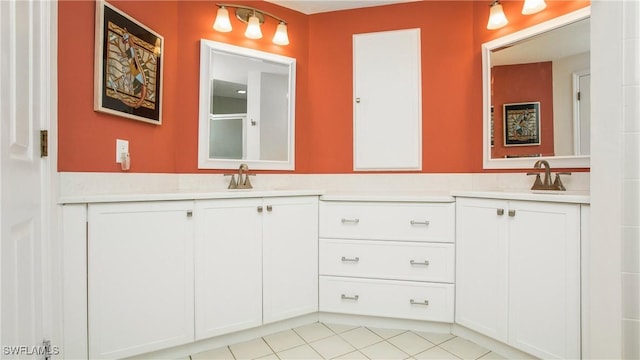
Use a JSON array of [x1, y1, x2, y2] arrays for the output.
[[194, 199, 263, 339], [353, 28, 422, 171], [455, 198, 509, 342], [263, 196, 319, 323], [87, 201, 194, 359], [507, 201, 580, 359]]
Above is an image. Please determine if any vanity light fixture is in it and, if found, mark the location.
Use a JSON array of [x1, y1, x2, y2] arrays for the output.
[[487, 0, 508, 30], [521, 0, 547, 15], [212, 4, 290, 45]]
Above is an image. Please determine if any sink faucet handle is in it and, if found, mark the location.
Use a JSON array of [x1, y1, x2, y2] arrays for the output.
[[224, 174, 238, 189], [526, 172, 543, 189], [552, 172, 570, 191]]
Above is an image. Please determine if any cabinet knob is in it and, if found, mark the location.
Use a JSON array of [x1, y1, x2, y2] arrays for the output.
[[257, 206, 263, 213], [341, 294, 359, 301], [508, 209, 516, 217], [497, 208, 505, 216], [266, 205, 273, 212], [186, 210, 193, 217], [355, 98, 361, 103]]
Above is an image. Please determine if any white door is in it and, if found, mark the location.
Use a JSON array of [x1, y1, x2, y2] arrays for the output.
[[263, 196, 318, 323], [353, 28, 422, 171], [1, 0, 54, 358], [455, 198, 509, 342], [87, 202, 195, 358], [507, 201, 581, 359], [194, 199, 263, 339]]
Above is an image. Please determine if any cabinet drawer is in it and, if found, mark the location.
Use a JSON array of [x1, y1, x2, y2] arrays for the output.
[[319, 239, 454, 283], [319, 202, 454, 242], [319, 276, 454, 323]]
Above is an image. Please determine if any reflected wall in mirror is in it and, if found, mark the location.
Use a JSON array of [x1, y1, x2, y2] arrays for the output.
[[483, 7, 591, 169], [198, 39, 296, 170]]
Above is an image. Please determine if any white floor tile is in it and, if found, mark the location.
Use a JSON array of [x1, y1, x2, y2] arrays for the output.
[[229, 338, 273, 360], [387, 332, 436, 356], [309, 335, 357, 359], [277, 344, 323, 360], [294, 322, 335, 343], [324, 323, 360, 334], [414, 346, 461, 360], [339, 327, 383, 349], [360, 341, 410, 360], [263, 329, 306, 353], [478, 351, 507, 359], [257, 354, 278, 360], [191, 346, 235, 360], [439, 337, 490, 360], [414, 331, 456, 345], [333, 350, 369, 359], [367, 327, 407, 339]]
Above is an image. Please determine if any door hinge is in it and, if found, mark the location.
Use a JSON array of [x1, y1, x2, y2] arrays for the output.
[[577, 91, 581, 101], [40, 130, 48, 157]]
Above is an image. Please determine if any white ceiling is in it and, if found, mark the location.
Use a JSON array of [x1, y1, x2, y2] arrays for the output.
[[265, 0, 420, 15]]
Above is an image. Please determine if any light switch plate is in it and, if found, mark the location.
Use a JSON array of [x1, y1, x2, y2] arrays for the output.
[[116, 139, 129, 163]]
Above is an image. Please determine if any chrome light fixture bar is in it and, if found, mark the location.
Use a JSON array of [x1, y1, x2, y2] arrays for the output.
[[213, 4, 289, 45]]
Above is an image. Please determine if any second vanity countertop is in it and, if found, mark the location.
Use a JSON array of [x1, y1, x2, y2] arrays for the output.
[[59, 189, 590, 205]]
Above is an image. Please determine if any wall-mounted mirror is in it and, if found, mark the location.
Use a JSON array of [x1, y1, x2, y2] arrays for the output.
[[483, 7, 590, 169], [198, 39, 296, 170]]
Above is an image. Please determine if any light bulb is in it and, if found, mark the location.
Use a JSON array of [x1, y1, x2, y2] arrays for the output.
[[487, 1, 508, 30], [272, 22, 289, 45], [522, 0, 547, 15], [213, 7, 232, 32], [244, 14, 263, 39]]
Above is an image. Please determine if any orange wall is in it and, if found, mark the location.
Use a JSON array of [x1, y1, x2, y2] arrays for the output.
[[492, 62, 554, 158], [58, 0, 589, 173]]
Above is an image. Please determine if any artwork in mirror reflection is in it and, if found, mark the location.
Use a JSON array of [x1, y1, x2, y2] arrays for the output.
[[490, 17, 590, 159], [209, 52, 289, 161]]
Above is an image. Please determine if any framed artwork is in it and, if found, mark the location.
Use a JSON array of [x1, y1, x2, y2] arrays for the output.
[[503, 102, 540, 146], [94, 0, 163, 125]]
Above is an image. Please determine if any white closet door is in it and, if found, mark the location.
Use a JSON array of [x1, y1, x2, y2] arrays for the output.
[[353, 28, 422, 171]]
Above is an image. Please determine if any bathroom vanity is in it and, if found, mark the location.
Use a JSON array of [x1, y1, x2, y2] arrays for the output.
[[60, 188, 590, 359]]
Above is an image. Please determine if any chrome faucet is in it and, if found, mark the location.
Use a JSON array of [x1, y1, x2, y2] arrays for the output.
[[225, 163, 254, 189], [527, 160, 571, 191]]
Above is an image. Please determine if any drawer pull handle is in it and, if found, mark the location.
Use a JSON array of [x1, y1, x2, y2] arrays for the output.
[[410, 220, 430, 226], [341, 256, 360, 263], [341, 294, 359, 301], [341, 218, 360, 224], [410, 260, 430, 266], [410, 299, 429, 306]]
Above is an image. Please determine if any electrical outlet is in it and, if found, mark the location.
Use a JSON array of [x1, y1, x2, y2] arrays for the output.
[[116, 139, 129, 163]]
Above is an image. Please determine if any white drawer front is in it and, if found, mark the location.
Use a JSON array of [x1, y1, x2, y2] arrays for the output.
[[319, 239, 454, 283], [319, 202, 455, 242], [319, 276, 454, 323]]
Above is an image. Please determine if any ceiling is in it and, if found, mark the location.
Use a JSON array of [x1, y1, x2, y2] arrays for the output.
[[265, 0, 420, 15]]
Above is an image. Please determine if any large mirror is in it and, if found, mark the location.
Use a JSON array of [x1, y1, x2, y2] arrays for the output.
[[198, 39, 296, 170], [483, 7, 590, 169]]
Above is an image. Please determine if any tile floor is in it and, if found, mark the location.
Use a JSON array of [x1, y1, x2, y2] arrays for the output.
[[188, 322, 505, 360]]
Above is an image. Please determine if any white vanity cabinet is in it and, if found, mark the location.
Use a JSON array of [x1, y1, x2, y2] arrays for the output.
[[455, 197, 581, 359], [87, 201, 195, 359], [194, 198, 263, 339], [64, 192, 320, 359], [319, 200, 455, 322], [194, 196, 319, 340]]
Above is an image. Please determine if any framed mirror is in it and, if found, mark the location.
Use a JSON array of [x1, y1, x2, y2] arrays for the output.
[[198, 39, 296, 170], [482, 7, 590, 169]]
